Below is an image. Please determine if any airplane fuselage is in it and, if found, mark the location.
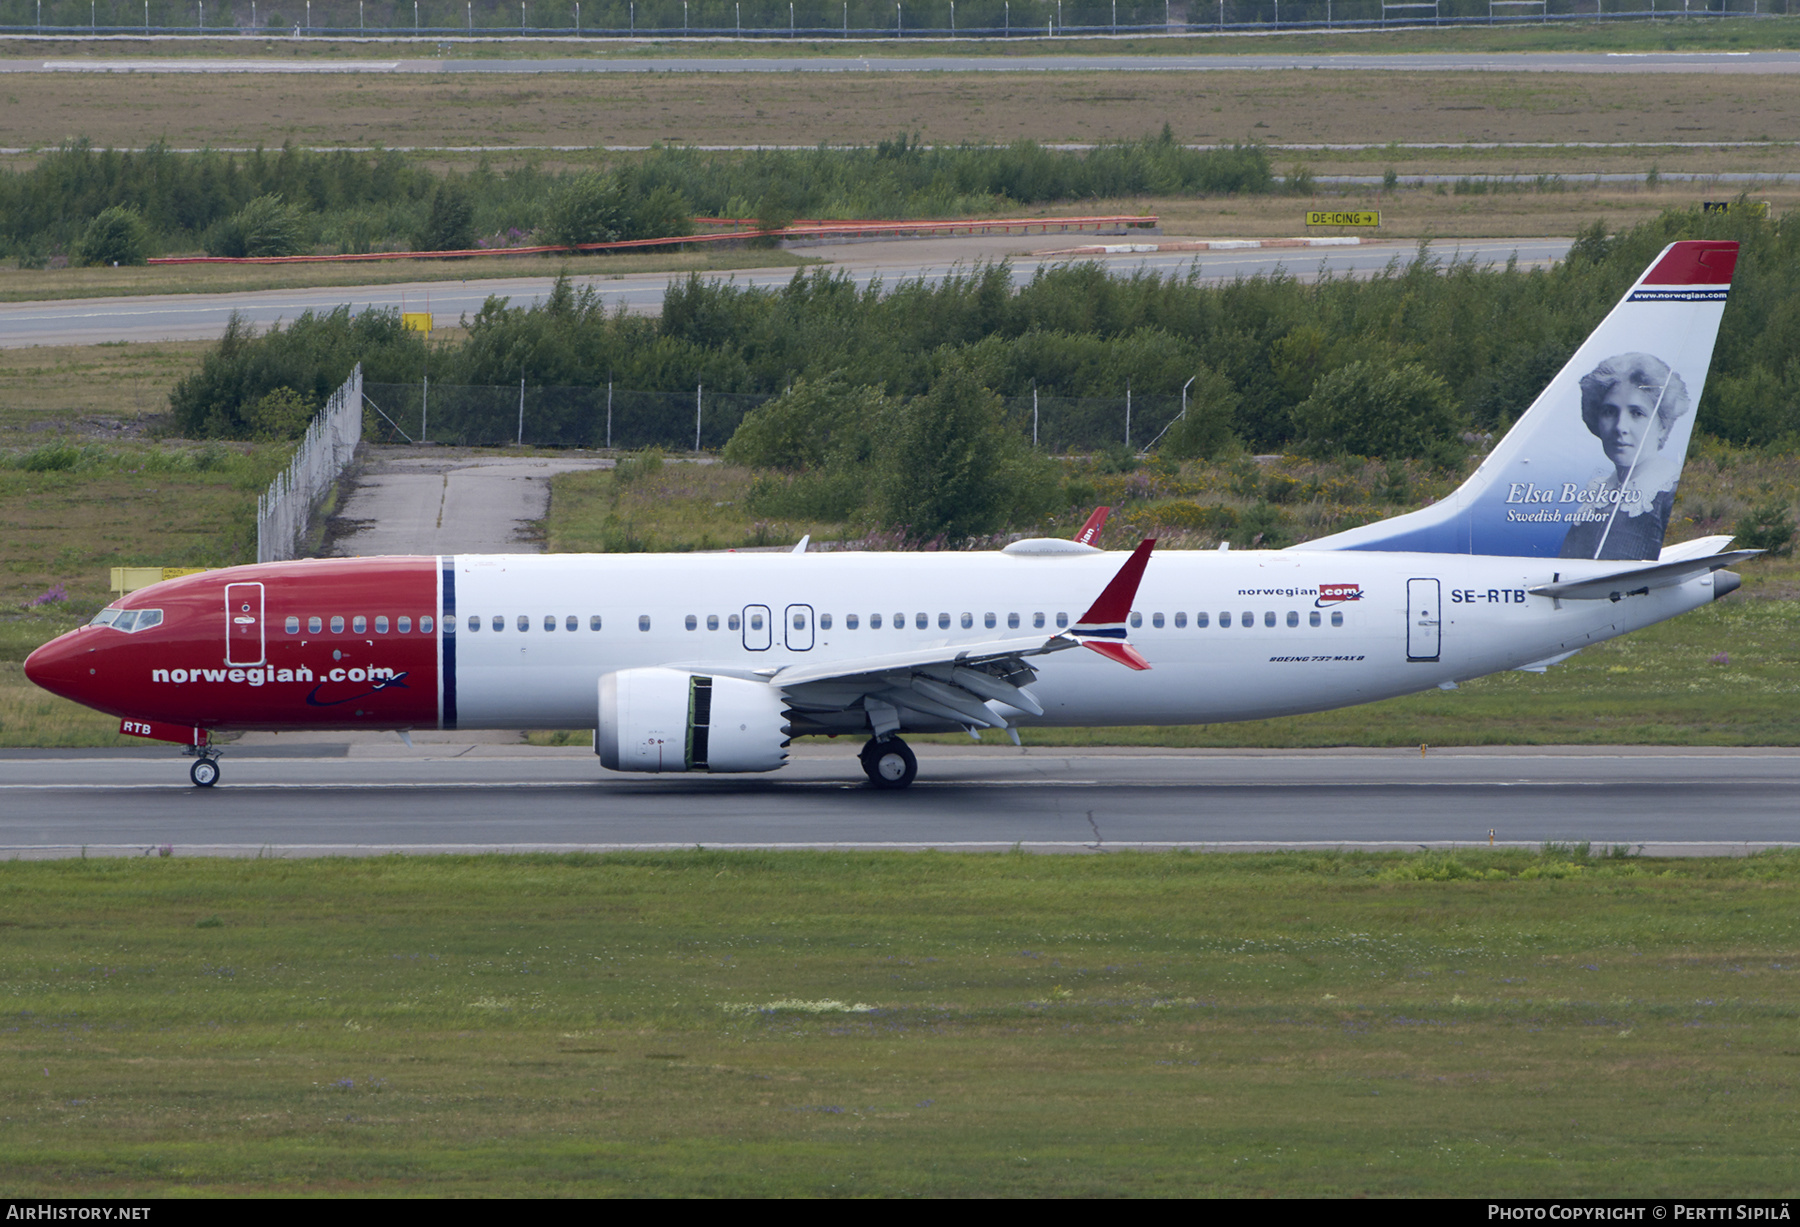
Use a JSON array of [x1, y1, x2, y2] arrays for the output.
[[26, 548, 1729, 737]]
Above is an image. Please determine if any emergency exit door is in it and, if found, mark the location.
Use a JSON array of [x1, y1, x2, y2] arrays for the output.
[[225, 581, 265, 666], [741, 604, 772, 651], [1407, 578, 1441, 662]]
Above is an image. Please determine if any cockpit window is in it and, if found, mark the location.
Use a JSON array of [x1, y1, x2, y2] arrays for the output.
[[101, 608, 162, 633]]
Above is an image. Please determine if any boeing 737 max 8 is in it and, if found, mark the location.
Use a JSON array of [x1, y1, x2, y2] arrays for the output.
[[25, 240, 1751, 789]]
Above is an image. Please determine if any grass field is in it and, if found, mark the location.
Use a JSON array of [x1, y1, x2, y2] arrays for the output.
[[1, 66, 1795, 165], [1, 849, 1796, 1196], [0, 249, 811, 304]]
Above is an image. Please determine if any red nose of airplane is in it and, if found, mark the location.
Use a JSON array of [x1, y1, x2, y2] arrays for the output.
[[23, 628, 96, 706]]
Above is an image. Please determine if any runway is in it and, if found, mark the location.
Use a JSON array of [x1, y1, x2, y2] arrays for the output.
[[0, 236, 1569, 347], [17, 51, 1800, 74], [1, 746, 1793, 856]]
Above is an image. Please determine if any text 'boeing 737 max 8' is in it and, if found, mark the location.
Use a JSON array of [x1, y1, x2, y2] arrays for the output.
[[26, 240, 1752, 789]]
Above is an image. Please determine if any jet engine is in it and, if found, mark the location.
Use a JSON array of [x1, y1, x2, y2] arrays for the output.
[[596, 667, 789, 773]]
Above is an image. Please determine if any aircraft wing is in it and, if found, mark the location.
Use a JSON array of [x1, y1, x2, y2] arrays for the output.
[[771, 539, 1157, 737]]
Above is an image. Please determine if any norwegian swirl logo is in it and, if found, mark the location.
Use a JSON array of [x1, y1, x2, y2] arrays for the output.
[[1316, 583, 1364, 607]]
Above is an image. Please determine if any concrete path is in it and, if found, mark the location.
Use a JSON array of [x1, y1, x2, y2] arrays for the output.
[[323, 447, 612, 558]]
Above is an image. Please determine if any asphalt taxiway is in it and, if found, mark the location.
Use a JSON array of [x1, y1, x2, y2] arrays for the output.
[[1, 746, 1792, 857]]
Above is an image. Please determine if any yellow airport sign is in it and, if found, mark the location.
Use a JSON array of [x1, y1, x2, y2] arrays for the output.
[[402, 312, 434, 333], [1306, 210, 1380, 227], [1702, 201, 1769, 217], [111, 566, 208, 595]]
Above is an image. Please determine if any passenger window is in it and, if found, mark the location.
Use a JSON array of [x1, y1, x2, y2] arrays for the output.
[[1008, 612, 1019, 629], [707, 615, 719, 631], [1152, 612, 1164, 628], [566, 615, 578, 632], [1055, 613, 1069, 629], [286, 616, 300, 634], [1129, 612, 1142, 629], [1174, 612, 1186, 628], [1309, 610, 1321, 627], [1220, 611, 1232, 628], [540, 615, 553, 632], [375, 616, 389, 634], [331, 616, 345, 634], [821, 613, 833, 630], [870, 613, 882, 629], [399, 616, 412, 633], [984, 612, 996, 629], [468, 615, 480, 632], [1331, 610, 1344, 627], [847, 614, 859, 629], [728, 614, 739, 631], [492, 615, 504, 632], [517, 615, 530, 632], [352, 615, 367, 634], [895, 613, 905, 629], [1195, 612, 1208, 628], [639, 615, 651, 632], [1286, 611, 1299, 628], [793, 612, 807, 630], [1242, 611, 1254, 627], [685, 615, 697, 631], [916, 613, 929, 630], [960, 613, 972, 630], [591, 615, 603, 631], [750, 612, 763, 631], [938, 613, 950, 630], [1264, 611, 1276, 628], [421, 616, 434, 633], [1033, 612, 1045, 629]]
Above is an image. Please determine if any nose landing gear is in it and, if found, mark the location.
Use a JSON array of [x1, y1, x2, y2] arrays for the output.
[[185, 747, 221, 788], [859, 736, 917, 790]]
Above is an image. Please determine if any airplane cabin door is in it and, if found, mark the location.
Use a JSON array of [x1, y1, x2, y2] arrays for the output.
[[1407, 578, 1441, 663], [785, 604, 814, 651], [742, 604, 772, 651], [225, 581, 265, 666]]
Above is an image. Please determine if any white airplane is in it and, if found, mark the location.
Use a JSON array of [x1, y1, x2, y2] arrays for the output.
[[26, 240, 1751, 789]]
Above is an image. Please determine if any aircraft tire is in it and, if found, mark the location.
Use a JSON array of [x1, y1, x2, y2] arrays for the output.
[[860, 737, 917, 790], [190, 758, 220, 788]]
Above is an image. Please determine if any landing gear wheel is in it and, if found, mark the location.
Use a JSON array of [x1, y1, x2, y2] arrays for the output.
[[189, 757, 220, 788], [860, 737, 917, 790]]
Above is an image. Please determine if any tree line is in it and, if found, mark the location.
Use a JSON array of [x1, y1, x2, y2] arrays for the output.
[[168, 205, 1798, 538], [5, 134, 1273, 265]]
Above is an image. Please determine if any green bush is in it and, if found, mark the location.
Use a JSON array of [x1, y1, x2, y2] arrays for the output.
[[1291, 361, 1466, 463], [1733, 502, 1795, 557], [243, 386, 318, 441], [204, 194, 309, 259], [1158, 365, 1241, 462], [415, 181, 476, 253], [541, 174, 626, 250], [71, 206, 147, 266]]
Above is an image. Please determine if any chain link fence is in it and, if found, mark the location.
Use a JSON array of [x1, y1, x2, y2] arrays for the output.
[[258, 364, 362, 563], [0, 0, 1779, 36], [364, 379, 1194, 454]]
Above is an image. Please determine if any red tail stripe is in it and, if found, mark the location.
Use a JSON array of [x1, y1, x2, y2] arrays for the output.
[[1641, 240, 1738, 286]]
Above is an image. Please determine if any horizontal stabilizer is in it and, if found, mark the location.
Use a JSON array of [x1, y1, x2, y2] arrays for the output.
[[1529, 550, 1758, 602]]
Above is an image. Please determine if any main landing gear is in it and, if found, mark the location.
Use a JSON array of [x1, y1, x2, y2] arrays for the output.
[[859, 736, 917, 790], [186, 750, 220, 788]]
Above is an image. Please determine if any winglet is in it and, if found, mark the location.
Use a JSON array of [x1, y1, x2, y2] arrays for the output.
[[1073, 506, 1111, 546], [1071, 538, 1156, 670]]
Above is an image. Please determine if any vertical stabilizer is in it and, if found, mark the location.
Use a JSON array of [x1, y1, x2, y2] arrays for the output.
[[1294, 240, 1737, 560]]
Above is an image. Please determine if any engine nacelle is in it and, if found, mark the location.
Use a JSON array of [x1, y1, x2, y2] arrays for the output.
[[596, 667, 789, 774]]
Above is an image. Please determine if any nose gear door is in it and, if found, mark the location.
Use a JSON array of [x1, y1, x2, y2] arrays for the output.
[[225, 582, 266, 666]]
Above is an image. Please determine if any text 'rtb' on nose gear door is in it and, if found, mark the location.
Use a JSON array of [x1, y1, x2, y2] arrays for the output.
[[1407, 577, 1442, 663], [742, 605, 772, 651], [225, 581, 265, 666]]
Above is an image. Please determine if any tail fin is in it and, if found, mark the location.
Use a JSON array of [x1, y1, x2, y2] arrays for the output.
[[1295, 240, 1737, 560]]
